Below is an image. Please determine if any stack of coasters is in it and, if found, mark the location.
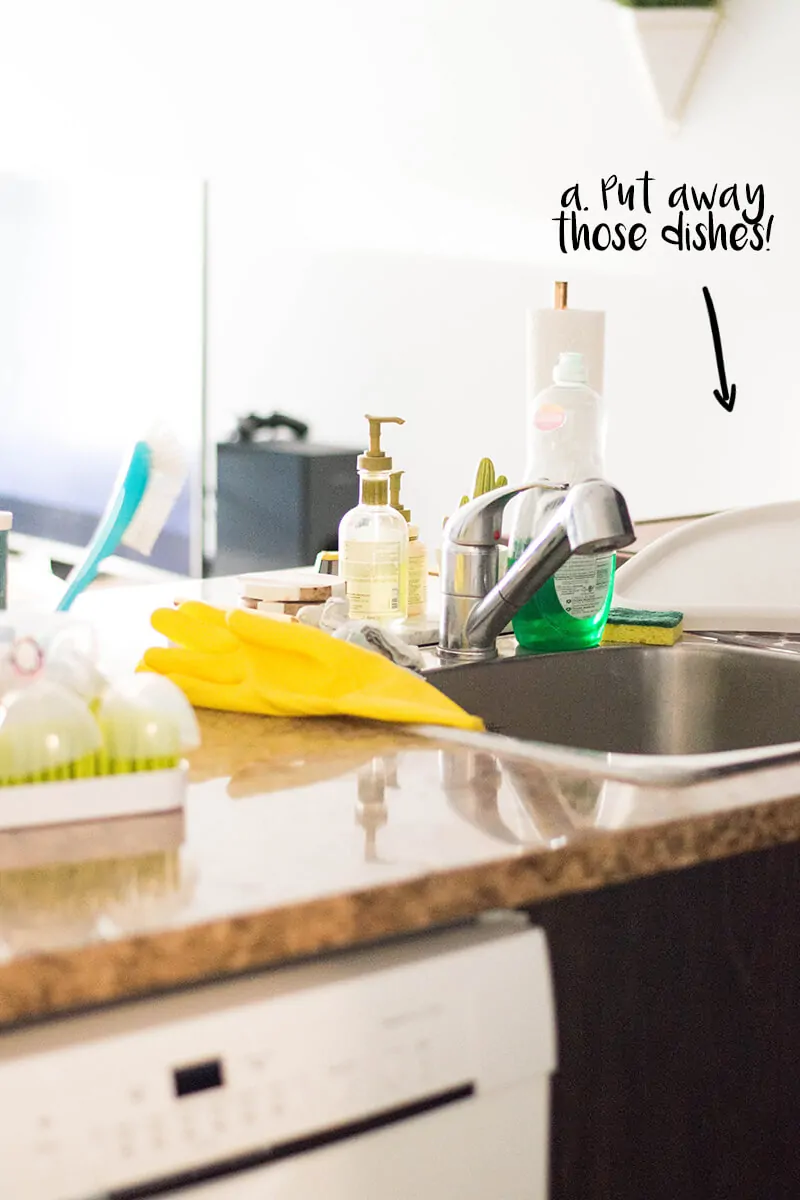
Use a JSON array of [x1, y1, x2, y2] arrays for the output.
[[237, 570, 346, 621]]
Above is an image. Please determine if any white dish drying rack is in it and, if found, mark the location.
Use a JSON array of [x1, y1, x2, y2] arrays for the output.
[[0, 765, 187, 832], [615, 500, 800, 634]]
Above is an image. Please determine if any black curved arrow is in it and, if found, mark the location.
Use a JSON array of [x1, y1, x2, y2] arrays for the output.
[[703, 286, 737, 413]]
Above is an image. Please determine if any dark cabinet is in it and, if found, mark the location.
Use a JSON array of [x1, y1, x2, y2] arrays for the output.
[[530, 841, 800, 1200], [212, 441, 359, 576]]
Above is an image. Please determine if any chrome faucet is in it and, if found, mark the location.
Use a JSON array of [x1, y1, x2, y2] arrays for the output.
[[438, 479, 635, 660]]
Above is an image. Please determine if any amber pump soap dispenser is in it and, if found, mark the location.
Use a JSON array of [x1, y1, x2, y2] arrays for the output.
[[338, 415, 409, 622], [390, 470, 427, 619]]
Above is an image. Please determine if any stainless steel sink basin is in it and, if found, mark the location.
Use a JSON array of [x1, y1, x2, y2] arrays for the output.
[[424, 640, 800, 758]]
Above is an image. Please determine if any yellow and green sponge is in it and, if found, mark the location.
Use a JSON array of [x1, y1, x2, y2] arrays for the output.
[[602, 607, 684, 647]]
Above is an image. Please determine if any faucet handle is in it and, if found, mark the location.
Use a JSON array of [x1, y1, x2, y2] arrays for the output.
[[444, 481, 567, 547]]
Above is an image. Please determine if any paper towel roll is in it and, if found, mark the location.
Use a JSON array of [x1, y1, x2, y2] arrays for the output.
[[527, 308, 606, 402]]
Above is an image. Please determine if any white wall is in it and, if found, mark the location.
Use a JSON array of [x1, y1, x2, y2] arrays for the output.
[[0, 0, 797, 553], [0, 174, 204, 570]]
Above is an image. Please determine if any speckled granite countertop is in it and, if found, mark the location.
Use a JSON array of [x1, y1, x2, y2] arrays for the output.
[[1, 566, 800, 1029]]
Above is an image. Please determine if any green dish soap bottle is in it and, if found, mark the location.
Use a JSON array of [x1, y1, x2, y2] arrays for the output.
[[509, 351, 615, 653]]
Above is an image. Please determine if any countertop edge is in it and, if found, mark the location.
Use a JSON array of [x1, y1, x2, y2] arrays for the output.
[[2, 790, 800, 1030]]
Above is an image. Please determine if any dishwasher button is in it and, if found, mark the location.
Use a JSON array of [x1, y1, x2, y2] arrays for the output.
[[267, 1081, 285, 1118], [325, 1060, 358, 1114], [117, 1123, 136, 1159], [414, 1037, 434, 1087], [147, 1114, 167, 1152], [179, 1112, 200, 1146], [27, 1144, 66, 1196], [30, 1138, 59, 1160], [238, 1088, 260, 1125], [247, 1051, 269, 1073]]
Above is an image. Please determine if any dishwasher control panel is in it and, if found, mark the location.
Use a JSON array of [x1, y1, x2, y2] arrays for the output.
[[0, 920, 556, 1199]]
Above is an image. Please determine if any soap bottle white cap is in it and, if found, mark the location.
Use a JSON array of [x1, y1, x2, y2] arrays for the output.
[[553, 351, 588, 385]]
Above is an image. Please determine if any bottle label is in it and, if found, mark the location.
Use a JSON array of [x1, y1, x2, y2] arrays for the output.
[[553, 554, 614, 619], [341, 542, 404, 619], [534, 403, 567, 432], [407, 550, 426, 617]]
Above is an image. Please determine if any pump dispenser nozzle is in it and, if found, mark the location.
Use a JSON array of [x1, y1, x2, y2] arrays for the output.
[[389, 471, 411, 522], [358, 415, 405, 473], [339, 415, 410, 621]]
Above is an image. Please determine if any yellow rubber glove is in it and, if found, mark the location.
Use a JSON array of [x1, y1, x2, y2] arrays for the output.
[[139, 602, 484, 733]]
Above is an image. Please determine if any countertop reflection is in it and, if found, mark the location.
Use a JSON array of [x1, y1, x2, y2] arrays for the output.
[[2, 706, 800, 1028], [1, 571, 800, 1028]]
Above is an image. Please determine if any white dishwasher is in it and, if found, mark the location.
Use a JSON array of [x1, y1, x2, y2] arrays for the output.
[[0, 913, 557, 1200]]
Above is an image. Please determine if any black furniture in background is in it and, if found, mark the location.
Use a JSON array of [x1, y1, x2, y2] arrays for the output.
[[211, 440, 359, 576]]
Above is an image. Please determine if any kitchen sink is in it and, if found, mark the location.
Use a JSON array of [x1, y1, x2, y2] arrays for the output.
[[424, 639, 800, 758]]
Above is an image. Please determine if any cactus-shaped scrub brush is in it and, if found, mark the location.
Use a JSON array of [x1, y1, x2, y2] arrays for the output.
[[458, 459, 508, 506], [471, 459, 508, 498], [445, 459, 510, 526], [472, 457, 496, 497]]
